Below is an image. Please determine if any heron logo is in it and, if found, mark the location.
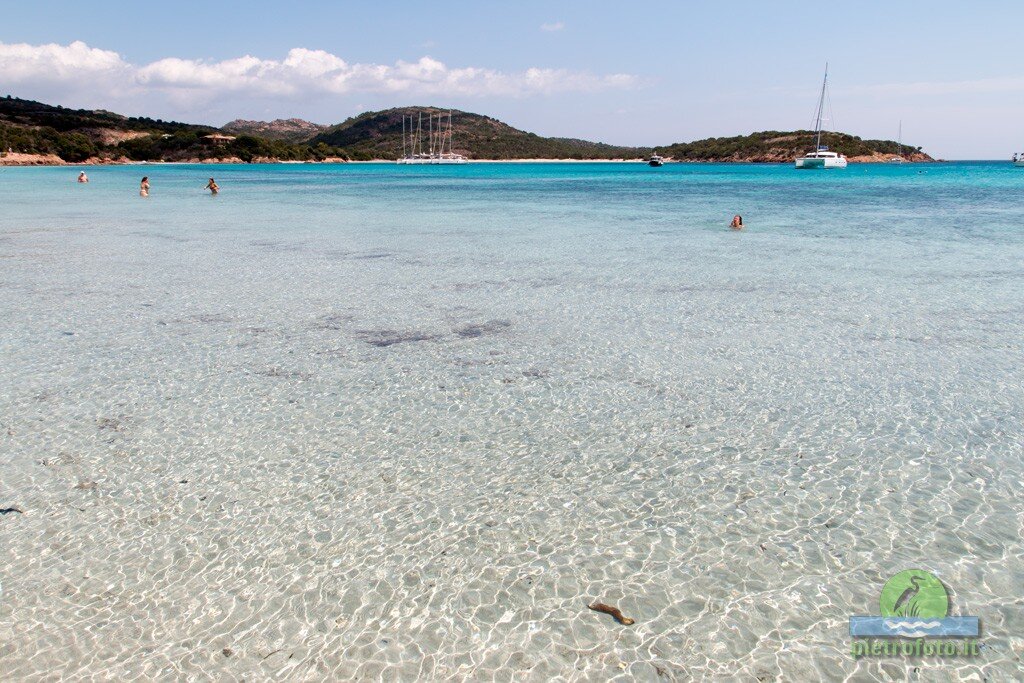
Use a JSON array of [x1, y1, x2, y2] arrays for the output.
[[850, 569, 981, 658], [879, 570, 948, 619]]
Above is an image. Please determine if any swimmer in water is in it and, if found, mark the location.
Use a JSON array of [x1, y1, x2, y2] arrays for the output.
[[730, 214, 744, 230], [78, 171, 89, 183], [140, 176, 150, 197], [205, 177, 219, 195]]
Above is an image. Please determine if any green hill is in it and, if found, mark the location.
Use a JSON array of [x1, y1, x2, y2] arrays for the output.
[[0, 96, 345, 163], [311, 107, 648, 160], [659, 130, 931, 162], [0, 95, 212, 162]]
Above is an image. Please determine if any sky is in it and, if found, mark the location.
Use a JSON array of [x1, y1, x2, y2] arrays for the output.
[[2, 0, 1023, 159]]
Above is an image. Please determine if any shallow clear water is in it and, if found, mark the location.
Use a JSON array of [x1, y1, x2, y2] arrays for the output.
[[0, 162, 1022, 680]]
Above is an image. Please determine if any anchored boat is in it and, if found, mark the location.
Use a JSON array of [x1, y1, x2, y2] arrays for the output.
[[889, 121, 906, 163], [795, 64, 847, 169]]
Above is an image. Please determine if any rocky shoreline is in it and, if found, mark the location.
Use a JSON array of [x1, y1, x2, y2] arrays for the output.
[[1, 153, 940, 167], [661, 152, 934, 164], [0, 153, 350, 166]]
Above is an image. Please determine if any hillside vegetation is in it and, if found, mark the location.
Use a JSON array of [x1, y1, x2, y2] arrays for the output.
[[222, 118, 328, 143], [311, 107, 648, 160], [0, 95, 210, 162], [0, 96, 346, 163]]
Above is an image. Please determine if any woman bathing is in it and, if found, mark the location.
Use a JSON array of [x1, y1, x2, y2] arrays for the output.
[[77, 171, 89, 183], [140, 176, 150, 197], [730, 215, 744, 230], [205, 178, 219, 195]]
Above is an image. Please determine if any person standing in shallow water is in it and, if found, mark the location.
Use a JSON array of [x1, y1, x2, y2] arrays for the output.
[[77, 171, 88, 183], [140, 176, 150, 197], [730, 215, 744, 230], [205, 178, 219, 195]]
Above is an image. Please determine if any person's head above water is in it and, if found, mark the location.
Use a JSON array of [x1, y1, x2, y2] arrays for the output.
[[730, 214, 743, 228]]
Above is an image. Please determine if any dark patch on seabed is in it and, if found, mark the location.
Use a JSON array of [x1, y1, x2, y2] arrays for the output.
[[441, 279, 509, 292], [174, 313, 233, 324], [454, 320, 512, 339], [355, 329, 442, 347], [126, 230, 188, 243], [312, 313, 355, 331], [250, 239, 305, 252], [255, 367, 312, 380], [96, 416, 128, 432]]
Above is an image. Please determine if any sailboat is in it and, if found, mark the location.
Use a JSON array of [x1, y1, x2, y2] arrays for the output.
[[397, 110, 467, 164], [1014, 153, 1024, 167], [889, 121, 906, 163], [794, 64, 848, 169]]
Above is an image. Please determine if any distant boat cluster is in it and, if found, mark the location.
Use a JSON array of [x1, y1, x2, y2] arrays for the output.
[[398, 111, 467, 165]]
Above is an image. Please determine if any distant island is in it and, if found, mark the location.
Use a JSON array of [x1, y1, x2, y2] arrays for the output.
[[0, 96, 932, 165], [659, 130, 931, 163]]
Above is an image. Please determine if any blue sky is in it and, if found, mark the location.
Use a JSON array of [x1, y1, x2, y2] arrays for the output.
[[2, 0, 1023, 158]]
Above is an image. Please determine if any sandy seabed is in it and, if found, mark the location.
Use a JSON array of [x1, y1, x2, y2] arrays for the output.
[[0, 163, 1021, 681]]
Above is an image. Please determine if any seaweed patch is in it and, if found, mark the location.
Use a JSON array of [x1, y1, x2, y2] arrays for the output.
[[588, 602, 635, 625], [355, 329, 442, 347], [454, 320, 512, 339]]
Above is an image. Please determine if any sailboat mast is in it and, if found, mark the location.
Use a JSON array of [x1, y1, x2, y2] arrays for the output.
[[402, 114, 407, 159], [814, 62, 828, 153], [447, 110, 453, 156], [897, 120, 902, 157]]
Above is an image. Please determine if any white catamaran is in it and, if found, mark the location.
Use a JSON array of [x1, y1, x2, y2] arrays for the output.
[[398, 110, 467, 164], [795, 64, 848, 169]]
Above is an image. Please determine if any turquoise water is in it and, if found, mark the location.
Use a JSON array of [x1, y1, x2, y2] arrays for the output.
[[0, 162, 1022, 680]]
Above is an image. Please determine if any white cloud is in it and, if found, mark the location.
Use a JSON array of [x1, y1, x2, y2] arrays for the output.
[[540, 21, 565, 32], [0, 40, 129, 81], [0, 40, 635, 106]]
